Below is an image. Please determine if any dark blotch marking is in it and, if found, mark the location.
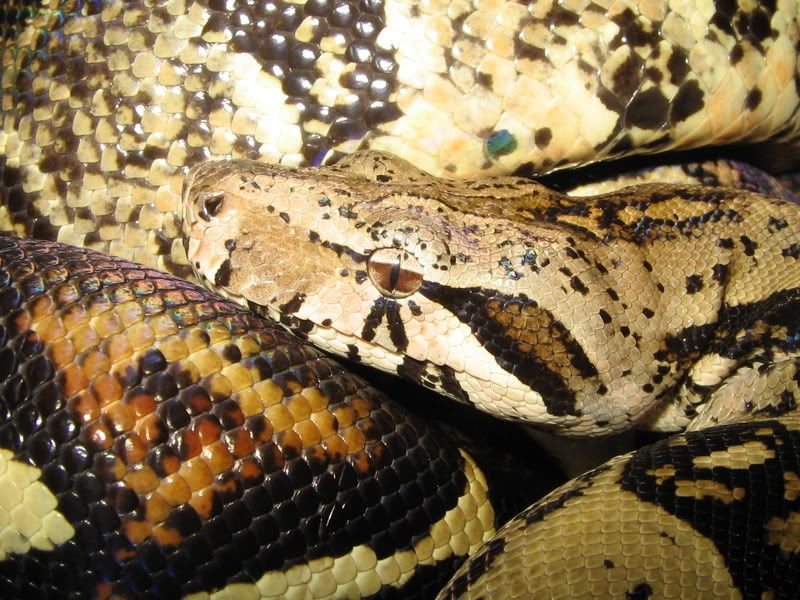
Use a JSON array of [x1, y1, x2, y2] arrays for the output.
[[214, 259, 232, 287], [625, 87, 669, 130], [745, 88, 762, 111], [626, 582, 653, 600], [685, 274, 704, 294], [712, 263, 729, 284], [671, 80, 704, 122], [740, 235, 758, 256], [534, 128, 552, 148]]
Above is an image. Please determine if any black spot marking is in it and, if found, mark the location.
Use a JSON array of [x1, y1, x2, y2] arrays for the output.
[[603, 559, 615, 569], [642, 308, 654, 319], [740, 235, 758, 256], [214, 259, 232, 287], [685, 274, 704, 294], [534, 128, 552, 148], [570, 276, 589, 295], [712, 263, 729, 284], [626, 582, 653, 600], [671, 80, 704, 122], [625, 87, 669, 130], [599, 309, 612, 324], [718, 237, 734, 249], [745, 88, 762, 111], [278, 292, 306, 315], [782, 243, 800, 259]]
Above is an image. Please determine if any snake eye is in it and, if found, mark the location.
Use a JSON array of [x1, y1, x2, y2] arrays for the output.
[[367, 248, 424, 298], [198, 192, 225, 221]]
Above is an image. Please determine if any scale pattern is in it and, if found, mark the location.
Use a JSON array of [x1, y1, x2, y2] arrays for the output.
[[0, 235, 495, 599], [3, 0, 800, 278], [182, 151, 800, 436]]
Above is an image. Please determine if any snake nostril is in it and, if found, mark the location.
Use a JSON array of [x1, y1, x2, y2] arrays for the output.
[[198, 192, 225, 221]]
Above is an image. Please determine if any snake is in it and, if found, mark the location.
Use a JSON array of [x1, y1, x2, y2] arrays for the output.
[[2, 0, 800, 597]]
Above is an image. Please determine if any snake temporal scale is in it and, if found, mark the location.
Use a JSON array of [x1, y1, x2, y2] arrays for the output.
[[1, 0, 800, 598]]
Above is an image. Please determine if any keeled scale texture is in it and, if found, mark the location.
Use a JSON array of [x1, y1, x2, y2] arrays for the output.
[[440, 416, 800, 599], [3, 0, 800, 278], [0, 235, 495, 599]]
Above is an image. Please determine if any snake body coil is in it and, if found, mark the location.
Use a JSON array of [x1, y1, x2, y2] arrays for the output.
[[4, 0, 800, 598]]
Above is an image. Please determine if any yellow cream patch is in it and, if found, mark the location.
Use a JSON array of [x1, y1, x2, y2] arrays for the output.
[[0, 449, 75, 559], [186, 451, 495, 600]]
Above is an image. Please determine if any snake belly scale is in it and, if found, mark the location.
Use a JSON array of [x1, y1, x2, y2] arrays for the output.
[[2, 0, 800, 598]]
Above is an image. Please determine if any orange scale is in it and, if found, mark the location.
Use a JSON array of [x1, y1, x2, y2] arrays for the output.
[[102, 333, 133, 362], [135, 413, 165, 448], [332, 406, 356, 429], [157, 473, 192, 506], [220, 363, 254, 392], [302, 445, 330, 472], [95, 582, 112, 600], [98, 452, 127, 482], [201, 441, 235, 475], [47, 337, 75, 367], [179, 456, 214, 492], [29, 294, 55, 320], [301, 387, 330, 412], [116, 431, 149, 465], [233, 388, 265, 419], [294, 419, 322, 448], [54, 283, 80, 306], [144, 491, 172, 524], [169, 359, 201, 389], [235, 456, 264, 484], [205, 372, 233, 401], [178, 325, 208, 353], [69, 324, 101, 353], [153, 525, 183, 548], [179, 385, 213, 416], [37, 315, 68, 344], [62, 303, 90, 328], [79, 349, 112, 379], [223, 427, 255, 458], [342, 427, 367, 453], [124, 390, 157, 419], [356, 418, 382, 444], [126, 322, 156, 351], [157, 452, 182, 477], [258, 441, 286, 473], [124, 464, 160, 494], [213, 472, 240, 497], [123, 517, 153, 545], [115, 301, 145, 327], [205, 322, 234, 345], [67, 390, 99, 424], [348, 449, 374, 476], [192, 414, 223, 446], [189, 348, 224, 378], [285, 393, 312, 422], [310, 410, 338, 439], [252, 379, 284, 407], [266, 404, 295, 433], [82, 421, 113, 450], [190, 487, 217, 520], [157, 337, 190, 362], [103, 400, 137, 435], [275, 428, 303, 458], [92, 311, 124, 338], [59, 363, 90, 397], [349, 396, 372, 419], [172, 429, 203, 461], [244, 415, 274, 445], [235, 335, 262, 359], [149, 313, 179, 339]]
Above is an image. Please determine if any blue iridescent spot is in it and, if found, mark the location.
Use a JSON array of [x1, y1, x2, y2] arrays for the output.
[[485, 130, 518, 159]]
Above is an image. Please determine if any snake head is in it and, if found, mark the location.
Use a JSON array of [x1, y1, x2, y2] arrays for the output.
[[182, 151, 626, 431]]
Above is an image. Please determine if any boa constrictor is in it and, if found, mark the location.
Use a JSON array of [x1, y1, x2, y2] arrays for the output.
[[1, 0, 800, 597]]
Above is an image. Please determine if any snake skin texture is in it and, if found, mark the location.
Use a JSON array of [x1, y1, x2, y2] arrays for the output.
[[183, 151, 800, 435], [4, 0, 800, 598], [3, 0, 800, 279], [0, 235, 498, 598]]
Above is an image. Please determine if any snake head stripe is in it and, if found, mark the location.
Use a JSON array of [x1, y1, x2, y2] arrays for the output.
[[184, 151, 800, 438]]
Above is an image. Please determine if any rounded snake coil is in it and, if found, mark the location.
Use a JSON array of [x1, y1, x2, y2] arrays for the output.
[[1, 0, 800, 598]]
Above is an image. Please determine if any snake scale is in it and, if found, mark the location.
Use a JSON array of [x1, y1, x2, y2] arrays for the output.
[[1, 0, 800, 597]]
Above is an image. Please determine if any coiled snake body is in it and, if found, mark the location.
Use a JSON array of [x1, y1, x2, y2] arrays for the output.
[[1, 0, 800, 598]]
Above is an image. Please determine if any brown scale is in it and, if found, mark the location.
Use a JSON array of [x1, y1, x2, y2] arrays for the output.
[[0, 235, 490, 599]]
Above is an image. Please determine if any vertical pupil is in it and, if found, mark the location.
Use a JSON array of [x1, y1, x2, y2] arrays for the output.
[[388, 254, 402, 291]]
